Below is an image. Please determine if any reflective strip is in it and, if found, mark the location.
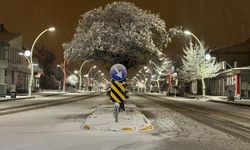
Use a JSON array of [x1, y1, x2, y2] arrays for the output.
[[115, 81, 125, 92], [111, 84, 125, 100], [110, 92, 121, 103]]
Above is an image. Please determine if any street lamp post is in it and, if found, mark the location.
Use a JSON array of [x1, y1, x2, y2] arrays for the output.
[[97, 76, 105, 84], [19, 50, 32, 92], [57, 57, 67, 93], [139, 71, 148, 93], [131, 79, 137, 92], [136, 74, 146, 93], [87, 65, 96, 91], [97, 73, 104, 82], [184, 30, 206, 98], [92, 70, 101, 90], [28, 27, 55, 96], [78, 60, 88, 91], [133, 76, 141, 93], [149, 60, 161, 89], [93, 70, 101, 80]]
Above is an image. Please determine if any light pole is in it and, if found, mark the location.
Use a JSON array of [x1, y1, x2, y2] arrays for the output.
[[78, 60, 88, 91], [92, 70, 101, 90], [19, 50, 32, 92], [18, 50, 31, 68], [93, 70, 101, 86], [97, 76, 105, 84], [136, 74, 144, 82], [136, 74, 145, 93], [97, 73, 104, 82], [28, 27, 55, 96], [74, 70, 80, 88], [131, 79, 137, 92], [87, 65, 96, 90], [93, 70, 101, 80], [184, 30, 206, 98], [139, 71, 148, 93], [133, 76, 142, 93], [149, 60, 161, 89], [57, 58, 67, 93], [95, 74, 105, 91]]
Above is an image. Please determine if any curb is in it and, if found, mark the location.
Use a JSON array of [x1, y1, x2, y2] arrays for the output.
[[0, 96, 35, 102], [0, 93, 65, 102], [122, 127, 136, 131], [209, 100, 250, 107]]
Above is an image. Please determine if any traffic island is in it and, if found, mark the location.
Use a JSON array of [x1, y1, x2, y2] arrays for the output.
[[82, 104, 152, 132]]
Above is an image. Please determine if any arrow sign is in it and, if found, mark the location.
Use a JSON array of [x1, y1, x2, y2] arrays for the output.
[[110, 64, 127, 81]]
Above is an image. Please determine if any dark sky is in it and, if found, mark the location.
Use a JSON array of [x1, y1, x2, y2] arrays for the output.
[[1, 0, 250, 72]]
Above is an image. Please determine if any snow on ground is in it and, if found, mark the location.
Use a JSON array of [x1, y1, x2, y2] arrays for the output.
[[83, 103, 151, 131], [0, 93, 250, 150], [131, 95, 250, 150], [0, 94, 160, 150]]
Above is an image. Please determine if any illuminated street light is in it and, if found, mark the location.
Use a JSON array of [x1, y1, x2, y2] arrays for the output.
[[93, 70, 101, 79], [184, 30, 205, 52], [28, 27, 55, 96], [184, 30, 206, 98], [56, 58, 67, 93], [139, 70, 148, 92], [78, 60, 88, 91], [87, 65, 96, 90], [149, 60, 160, 70], [149, 60, 161, 88], [92, 70, 101, 90], [18, 50, 31, 68], [97, 73, 104, 82], [74, 70, 78, 74], [136, 74, 144, 82]]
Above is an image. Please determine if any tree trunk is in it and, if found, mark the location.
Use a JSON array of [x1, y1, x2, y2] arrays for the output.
[[201, 76, 206, 98]]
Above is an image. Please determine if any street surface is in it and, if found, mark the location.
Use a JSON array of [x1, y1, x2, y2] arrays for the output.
[[0, 92, 249, 150]]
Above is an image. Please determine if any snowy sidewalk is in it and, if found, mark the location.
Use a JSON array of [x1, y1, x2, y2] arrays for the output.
[[83, 104, 152, 132], [146, 93, 250, 107], [208, 96, 250, 107], [0, 90, 66, 102], [180, 94, 250, 107]]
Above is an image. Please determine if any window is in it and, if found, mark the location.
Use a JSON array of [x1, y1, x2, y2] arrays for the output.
[[5, 48, 8, 61], [12, 70, 14, 84], [0, 47, 4, 60]]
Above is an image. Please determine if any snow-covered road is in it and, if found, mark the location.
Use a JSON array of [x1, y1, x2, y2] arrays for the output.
[[0, 93, 249, 150]]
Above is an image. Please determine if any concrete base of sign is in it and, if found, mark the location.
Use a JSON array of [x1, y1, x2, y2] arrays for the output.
[[82, 104, 152, 132]]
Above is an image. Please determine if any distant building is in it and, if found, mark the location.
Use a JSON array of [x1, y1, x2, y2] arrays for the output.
[[0, 24, 30, 95], [207, 38, 250, 99]]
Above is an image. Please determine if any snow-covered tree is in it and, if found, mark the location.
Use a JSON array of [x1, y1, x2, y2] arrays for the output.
[[63, 1, 181, 69], [180, 42, 221, 98], [67, 74, 78, 86]]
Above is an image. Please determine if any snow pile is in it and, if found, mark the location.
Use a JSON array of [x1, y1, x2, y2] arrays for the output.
[[83, 104, 151, 132]]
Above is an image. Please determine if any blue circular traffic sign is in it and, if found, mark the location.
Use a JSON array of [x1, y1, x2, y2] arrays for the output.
[[110, 64, 127, 81]]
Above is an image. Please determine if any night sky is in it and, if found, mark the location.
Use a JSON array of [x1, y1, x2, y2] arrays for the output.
[[1, 0, 250, 72]]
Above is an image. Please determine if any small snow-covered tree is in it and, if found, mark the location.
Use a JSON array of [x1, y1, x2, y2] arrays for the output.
[[180, 42, 221, 98], [63, 1, 181, 69], [67, 74, 78, 86]]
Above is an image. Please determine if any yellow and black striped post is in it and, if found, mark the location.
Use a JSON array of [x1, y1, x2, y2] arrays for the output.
[[110, 81, 125, 103]]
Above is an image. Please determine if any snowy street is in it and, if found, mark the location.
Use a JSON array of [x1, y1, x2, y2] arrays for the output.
[[0, 93, 250, 150]]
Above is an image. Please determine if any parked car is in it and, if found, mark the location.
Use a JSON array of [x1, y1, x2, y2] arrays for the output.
[[150, 85, 159, 93]]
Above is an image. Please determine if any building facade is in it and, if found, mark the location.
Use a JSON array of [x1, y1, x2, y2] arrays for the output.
[[0, 24, 30, 95], [207, 38, 250, 99]]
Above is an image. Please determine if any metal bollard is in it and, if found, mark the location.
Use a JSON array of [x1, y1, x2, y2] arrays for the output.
[[113, 102, 120, 122]]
